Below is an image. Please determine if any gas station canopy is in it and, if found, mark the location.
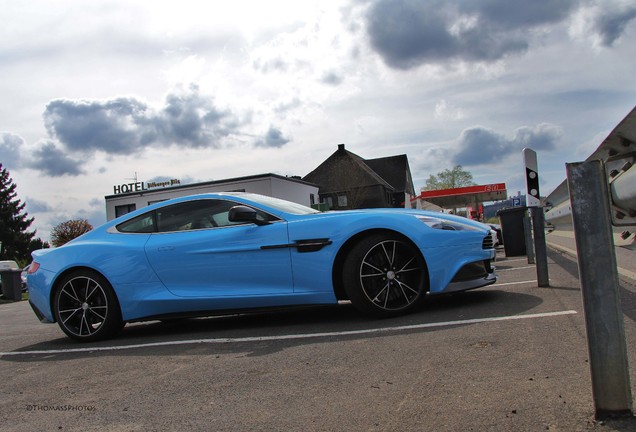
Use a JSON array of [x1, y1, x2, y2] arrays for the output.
[[414, 183, 507, 209]]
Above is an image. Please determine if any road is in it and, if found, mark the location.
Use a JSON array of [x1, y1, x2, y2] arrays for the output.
[[1, 248, 636, 431]]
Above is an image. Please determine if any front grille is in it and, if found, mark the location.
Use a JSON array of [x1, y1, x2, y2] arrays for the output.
[[482, 234, 494, 250], [451, 261, 488, 282]]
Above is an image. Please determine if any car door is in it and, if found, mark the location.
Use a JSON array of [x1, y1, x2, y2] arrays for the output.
[[144, 199, 294, 298]]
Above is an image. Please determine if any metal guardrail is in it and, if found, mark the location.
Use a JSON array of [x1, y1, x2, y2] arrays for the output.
[[541, 106, 636, 418], [544, 106, 636, 247]]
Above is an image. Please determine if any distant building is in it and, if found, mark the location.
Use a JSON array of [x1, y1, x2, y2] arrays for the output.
[[303, 144, 415, 209], [105, 173, 319, 221], [484, 195, 526, 219]]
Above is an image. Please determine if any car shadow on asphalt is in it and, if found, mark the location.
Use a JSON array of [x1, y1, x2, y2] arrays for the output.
[[2, 288, 546, 362]]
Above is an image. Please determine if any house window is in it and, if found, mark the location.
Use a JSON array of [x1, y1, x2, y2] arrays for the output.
[[310, 194, 315, 206], [115, 204, 136, 218], [325, 196, 333, 208], [338, 194, 348, 207]]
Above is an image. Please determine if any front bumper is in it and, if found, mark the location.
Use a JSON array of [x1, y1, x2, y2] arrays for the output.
[[435, 259, 497, 294]]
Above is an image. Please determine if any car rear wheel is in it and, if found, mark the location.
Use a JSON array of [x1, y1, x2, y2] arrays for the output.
[[343, 233, 427, 317], [53, 270, 123, 342]]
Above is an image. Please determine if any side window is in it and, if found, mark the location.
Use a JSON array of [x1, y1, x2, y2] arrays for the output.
[[117, 212, 156, 233], [155, 199, 276, 233], [116, 199, 279, 234]]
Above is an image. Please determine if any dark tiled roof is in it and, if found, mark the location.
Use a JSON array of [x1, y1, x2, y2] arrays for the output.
[[365, 155, 414, 195]]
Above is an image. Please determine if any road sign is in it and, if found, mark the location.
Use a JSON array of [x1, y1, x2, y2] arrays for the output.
[[523, 148, 541, 207]]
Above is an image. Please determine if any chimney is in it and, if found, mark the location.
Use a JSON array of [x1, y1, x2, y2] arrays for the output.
[[338, 143, 345, 152]]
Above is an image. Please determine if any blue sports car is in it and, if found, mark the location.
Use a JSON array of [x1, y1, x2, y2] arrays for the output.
[[27, 192, 497, 341]]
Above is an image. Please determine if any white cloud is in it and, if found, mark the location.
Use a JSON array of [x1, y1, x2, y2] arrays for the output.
[[163, 55, 208, 85], [434, 100, 464, 121], [569, 1, 636, 48]]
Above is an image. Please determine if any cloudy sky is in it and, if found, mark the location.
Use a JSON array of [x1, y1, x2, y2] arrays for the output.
[[1, 0, 636, 241]]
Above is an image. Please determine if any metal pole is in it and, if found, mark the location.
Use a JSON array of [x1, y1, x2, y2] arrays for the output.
[[530, 207, 549, 287], [523, 214, 535, 264], [566, 160, 633, 418]]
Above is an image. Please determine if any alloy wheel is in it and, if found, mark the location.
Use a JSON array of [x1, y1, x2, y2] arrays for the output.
[[56, 276, 109, 338], [358, 240, 424, 311]]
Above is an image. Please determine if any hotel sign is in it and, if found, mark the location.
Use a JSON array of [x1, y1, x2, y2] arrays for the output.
[[113, 179, 181, 195]]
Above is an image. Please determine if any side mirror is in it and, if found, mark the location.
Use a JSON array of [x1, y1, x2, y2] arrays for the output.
[[228, 205, 269, 226]]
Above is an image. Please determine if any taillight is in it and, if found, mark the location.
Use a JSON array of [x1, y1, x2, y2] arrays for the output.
[[27, 262, 40, 274]]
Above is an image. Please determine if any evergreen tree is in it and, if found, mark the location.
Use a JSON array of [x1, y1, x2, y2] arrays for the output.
[[0, 164, 36, 263], [29, 237, 50, 252]]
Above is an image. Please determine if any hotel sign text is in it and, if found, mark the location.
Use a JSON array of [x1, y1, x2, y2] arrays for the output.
[[113, 179, 181, 195]]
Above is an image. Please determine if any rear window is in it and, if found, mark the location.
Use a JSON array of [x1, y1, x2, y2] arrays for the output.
[[117, 213, 156, 233]]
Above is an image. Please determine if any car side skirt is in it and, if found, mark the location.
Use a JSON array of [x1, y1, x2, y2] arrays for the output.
[[120, 291, 338, 322], [128, 303, 339, 323]]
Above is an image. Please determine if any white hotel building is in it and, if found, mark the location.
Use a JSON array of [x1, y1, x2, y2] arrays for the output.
[[104, 173, 320, 221]]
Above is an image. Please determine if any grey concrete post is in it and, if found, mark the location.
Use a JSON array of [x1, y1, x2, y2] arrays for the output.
[[566, 160, 633, 418], [523, 214, 535, 264], [530, 207, 549, 287]]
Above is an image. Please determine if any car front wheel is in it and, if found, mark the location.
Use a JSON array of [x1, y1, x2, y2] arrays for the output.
[[343, 234, 427, 318], [53, 270, 123, 342]]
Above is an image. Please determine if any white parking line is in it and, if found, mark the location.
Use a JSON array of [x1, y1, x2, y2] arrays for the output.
[[494, 280, 538, 287], [497, 266, 536, 272], [0, 310, 577, 357], [498, 257, 528, 263]]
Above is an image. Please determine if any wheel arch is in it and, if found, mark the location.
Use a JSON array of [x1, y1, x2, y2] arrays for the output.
[[49, 266, 123, 323], [331, 228, 430, 301]]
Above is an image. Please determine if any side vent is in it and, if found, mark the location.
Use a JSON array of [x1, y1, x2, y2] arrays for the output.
[[482, 234, 494, 250]]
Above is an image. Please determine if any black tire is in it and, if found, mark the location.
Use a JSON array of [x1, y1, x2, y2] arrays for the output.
[[343, 233, 427, 318], [53, 270, 124, 342]]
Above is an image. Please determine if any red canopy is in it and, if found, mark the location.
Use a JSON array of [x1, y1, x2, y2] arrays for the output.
[[413, 183, 507, 209]]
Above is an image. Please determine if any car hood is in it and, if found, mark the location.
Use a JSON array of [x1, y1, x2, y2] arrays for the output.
[[295, 208, 491, 233]]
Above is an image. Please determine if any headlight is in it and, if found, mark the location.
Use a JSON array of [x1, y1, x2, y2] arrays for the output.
[[417, 216, 447, 229], [416, 216, 484, 232]]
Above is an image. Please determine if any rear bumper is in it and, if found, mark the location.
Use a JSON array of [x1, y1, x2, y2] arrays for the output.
[[29, 300, 54, 324]]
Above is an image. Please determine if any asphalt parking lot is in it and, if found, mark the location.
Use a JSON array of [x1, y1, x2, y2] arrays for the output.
[[1, 248, 636, 431]]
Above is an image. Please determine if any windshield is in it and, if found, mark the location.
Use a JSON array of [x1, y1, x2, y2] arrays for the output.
[[237, 193, 319, 215]]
